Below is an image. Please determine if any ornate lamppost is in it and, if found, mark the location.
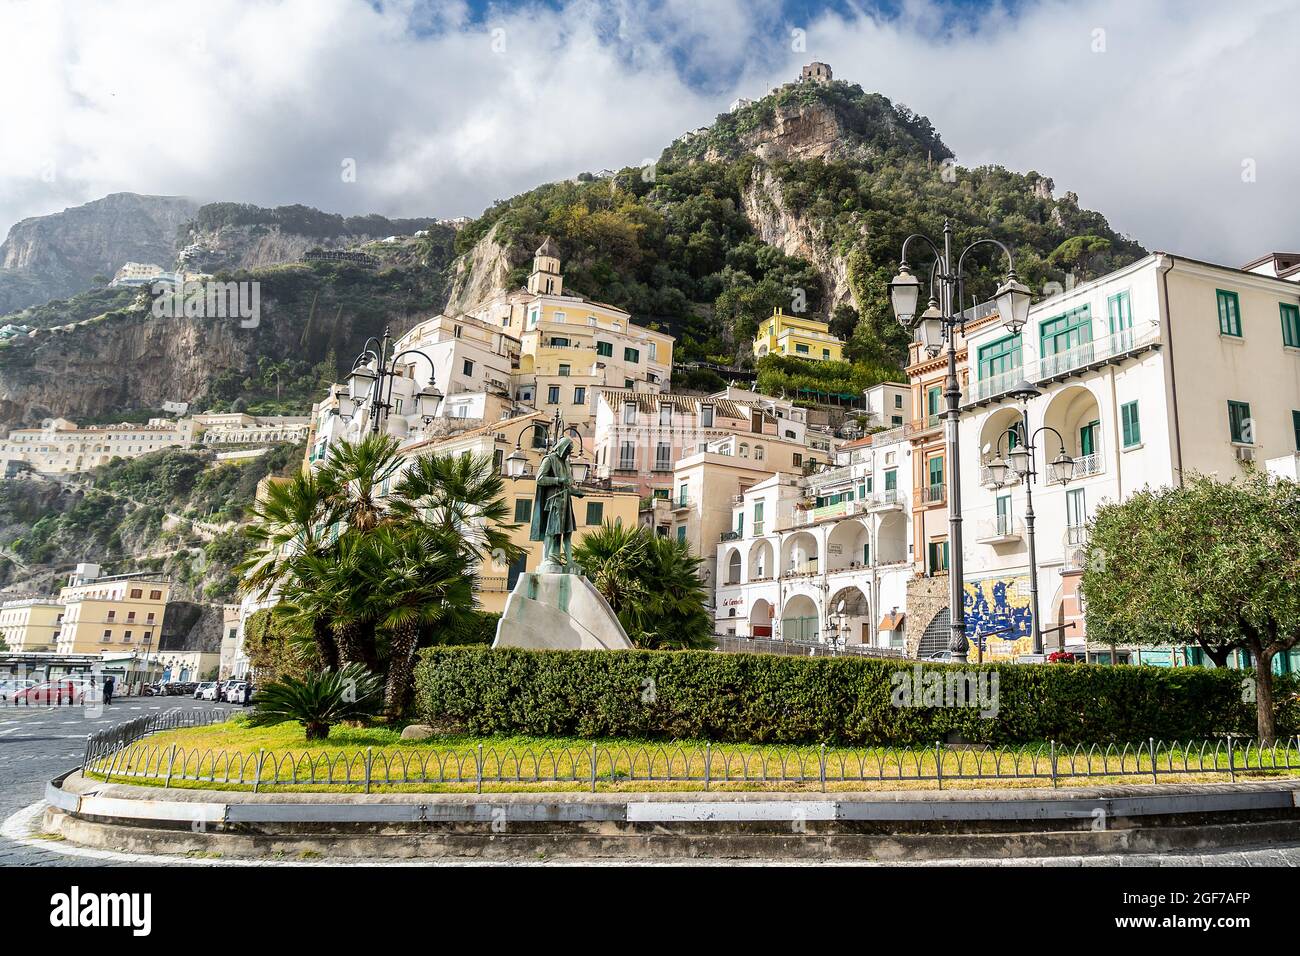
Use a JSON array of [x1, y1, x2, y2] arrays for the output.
[[502, 408, 591, 483], [984, 381, 1075, 656], [339, 326, 442, 435], [888, 221, 1032, 663]]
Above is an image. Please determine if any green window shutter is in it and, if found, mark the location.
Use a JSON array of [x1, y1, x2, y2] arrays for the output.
[[1228, 400, 1252, 443], [585, 502, 603, 525], [514, 498, 532, 522], [1281, 303, 1300, 348], [1079, 420, 1099, 456], [596, 341, 612, 357], [1292, 410, 1300, 451], [624, 347, 639, 363], [1121, 401, 1141, 447], [1217, 290, 1242, 337], [1108, 291, 1133, 333], [884, 469, 897, 491], [928, 455, 944, 489], [676, 526, 686, 544], [977, 333, 1022, 380]]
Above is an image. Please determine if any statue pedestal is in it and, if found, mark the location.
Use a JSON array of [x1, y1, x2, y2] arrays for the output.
[[493, 572, 633, 650]]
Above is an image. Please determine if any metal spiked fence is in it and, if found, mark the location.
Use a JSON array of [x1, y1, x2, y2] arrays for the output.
[[81, 720, 1300, 794]]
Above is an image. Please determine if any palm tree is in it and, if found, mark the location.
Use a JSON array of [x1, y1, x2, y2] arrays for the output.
[[388, 451, 523, 566], [364, 525, 476, 715], [239, 470, 344, 668], [573, 523, 714, 649], [320, 432, 404, 533], [248, 663, 382, 741]]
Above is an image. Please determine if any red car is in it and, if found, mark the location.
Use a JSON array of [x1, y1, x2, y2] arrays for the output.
[[13, 680, 88, 704]]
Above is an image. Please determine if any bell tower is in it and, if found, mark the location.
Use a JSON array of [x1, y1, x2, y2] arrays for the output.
[[527, 236, 563, 296]]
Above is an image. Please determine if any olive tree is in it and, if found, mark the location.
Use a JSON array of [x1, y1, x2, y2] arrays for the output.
[[1082, 474, 1300, 743]]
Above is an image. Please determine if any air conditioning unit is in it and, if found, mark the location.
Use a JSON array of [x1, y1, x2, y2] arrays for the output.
[[1234, 445, 1256, 463]]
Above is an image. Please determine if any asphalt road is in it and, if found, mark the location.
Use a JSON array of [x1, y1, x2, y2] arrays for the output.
[[2, 698, 1298, 867], [0, 695, 240, 867]]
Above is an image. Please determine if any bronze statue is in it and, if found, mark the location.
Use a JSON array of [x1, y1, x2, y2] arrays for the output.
[[530, 436, 584, 573]]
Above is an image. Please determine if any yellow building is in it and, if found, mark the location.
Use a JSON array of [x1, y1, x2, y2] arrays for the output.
[[0, 598, 64, 652], [752, 308, 846, 362], [53, 570, 170, 656]]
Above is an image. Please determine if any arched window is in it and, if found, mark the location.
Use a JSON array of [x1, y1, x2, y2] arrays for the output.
[[754, 445, 764, 461], [739, 443, 749, 458]]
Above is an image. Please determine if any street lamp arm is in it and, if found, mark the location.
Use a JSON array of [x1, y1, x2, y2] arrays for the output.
[[1029, 424, 1068, 457], [955, 237, 1017, 278], [898, 233, 946, 271]]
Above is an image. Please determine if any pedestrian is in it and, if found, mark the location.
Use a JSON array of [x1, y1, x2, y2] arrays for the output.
[[103, 675, 114, 705], [242, 680, 253, 707]]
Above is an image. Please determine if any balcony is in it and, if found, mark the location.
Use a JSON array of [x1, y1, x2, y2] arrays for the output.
[[1071, 452, 1103, 479], [920, 483, 946, 505], [866, 489, 903, 511], [976, 516, 1023, 544], [671, 497, 692, 512], [781, 562, 819, 579], [1063, 526, 1089, 571], [719, 529, 742, 542], [965, 325, 1161, 409]]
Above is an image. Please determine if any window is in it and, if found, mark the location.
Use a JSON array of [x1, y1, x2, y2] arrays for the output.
[[463, 359, 474, 376], [596, 341, 613, 357], [1108, 291, 1133, 333], [1281, 303, 1300, 348], [655, 443, 671, 471], [678, 484, 688, 506], [547, 385, 560, 404], [1217, 290, 1242, 337], [558, 364, 570, 377], [659, 404, 672, 426], [553, 311, 566, 323], [142, 631, 152, 644], [996, 494, 1012, 535], [822, 349, 830, 359], [1066, 488, 1087, 536], [102, 630, 111, 641], [624, 347, 640, 363], [1121, 401, 1141, 447], [978, 334, 1022, 382], [894, 394, 903, 408], [1079, 420, 1100, 457], [1040, 305, 1093, 365], [928, 455, 944, 497], [123, 630, 132, 642], [676, 526, 687, 544], [573, 386, 586, 405], [754, 445, 764, 461], [506, 553, 528, 590], [130, 588, 142, 599], [585, 502, 604, 525], [738, 443, 748, 458], [792, 453, 802, 467], [884, 468, 897, 491], [753, 501, 764, 536], [795, 343, 809, 354], [623, 402, 637, 425], [927, 540, 949, 573], [700, 405, 714, 427], [550, 337, 570, 347], [1228, 400, 1253, 444], [514, 498, 532, 522], [926, 385, 942, 425], [454, 324, 463, 338], [1293, 410, 1300, 451], [126, 611, 136, 622], [107, 610, 116, 622], [618, 442, 636, 470], [648, 343, 658, 362], [625, 379, 634, 389]]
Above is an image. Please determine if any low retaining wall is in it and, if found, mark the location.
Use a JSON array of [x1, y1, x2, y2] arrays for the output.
[[43, 771, 1300, 861]]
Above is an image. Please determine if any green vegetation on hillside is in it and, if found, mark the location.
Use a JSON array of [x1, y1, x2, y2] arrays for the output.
[[180, 203, 442, 242]]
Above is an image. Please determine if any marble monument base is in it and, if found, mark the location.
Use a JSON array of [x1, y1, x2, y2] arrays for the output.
[[492, 572, 633, 650]]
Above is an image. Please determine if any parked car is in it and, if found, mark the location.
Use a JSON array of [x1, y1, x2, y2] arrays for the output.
[[923, 650, 955, 662], [194, 681, 219, 700], [224, 681, 249, 704], [14, 680, 85, 704], [0, 678, 35, 701]]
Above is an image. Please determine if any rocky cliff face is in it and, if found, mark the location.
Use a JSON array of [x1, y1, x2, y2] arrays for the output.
[[443, 221, 521, 315], [741, 166, 855, 309], [0, 193, 199, 314]]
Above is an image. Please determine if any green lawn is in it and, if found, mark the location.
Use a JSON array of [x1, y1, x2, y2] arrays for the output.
[[81, 717, 1300, 795]]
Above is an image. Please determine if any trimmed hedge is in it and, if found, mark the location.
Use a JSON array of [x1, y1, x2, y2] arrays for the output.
[[414, 646, 1300, 746]]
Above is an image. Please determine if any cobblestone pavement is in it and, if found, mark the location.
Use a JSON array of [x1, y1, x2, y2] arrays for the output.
[[3, 700, 1298, 867]]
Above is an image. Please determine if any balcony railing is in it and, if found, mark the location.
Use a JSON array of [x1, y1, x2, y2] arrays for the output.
[[781, 562, 819, 579], [920, 483, 946, 504], [719, 529, 742, 542], [965, 325, 1160, 407], [1063, 526, 1089, 571], [976, 516, 1023, 542], [867, 489, 902, 509], [1072, 452, 1103, 479]]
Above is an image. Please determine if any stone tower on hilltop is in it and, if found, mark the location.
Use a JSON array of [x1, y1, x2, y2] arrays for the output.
[[527, 237, 563, 296], [801, 62, 833, 85]]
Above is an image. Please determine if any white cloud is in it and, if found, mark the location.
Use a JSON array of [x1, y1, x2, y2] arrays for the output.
[[1, 0, 1297, 267]]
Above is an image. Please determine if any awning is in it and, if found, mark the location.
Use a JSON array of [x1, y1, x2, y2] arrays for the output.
[[878, 612, 905, 631]]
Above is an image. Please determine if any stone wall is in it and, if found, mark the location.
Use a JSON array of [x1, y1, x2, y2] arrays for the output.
[[903, 574, 950, 659]]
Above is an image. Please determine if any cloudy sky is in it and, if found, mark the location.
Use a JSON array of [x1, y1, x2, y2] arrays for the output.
[[2, 0, 1298, 264]]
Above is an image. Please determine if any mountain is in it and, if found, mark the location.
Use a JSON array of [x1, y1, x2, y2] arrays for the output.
[[450, 78, 1146, 373], [0, 193, 200, 314], [0, 76, 1145, 430]]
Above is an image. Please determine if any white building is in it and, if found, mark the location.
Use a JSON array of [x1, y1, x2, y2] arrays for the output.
[[712, 427, 913, 649], [194, 413, 310, 445], [957, 251, 1300, 662], [0, 417, 198, 474]]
